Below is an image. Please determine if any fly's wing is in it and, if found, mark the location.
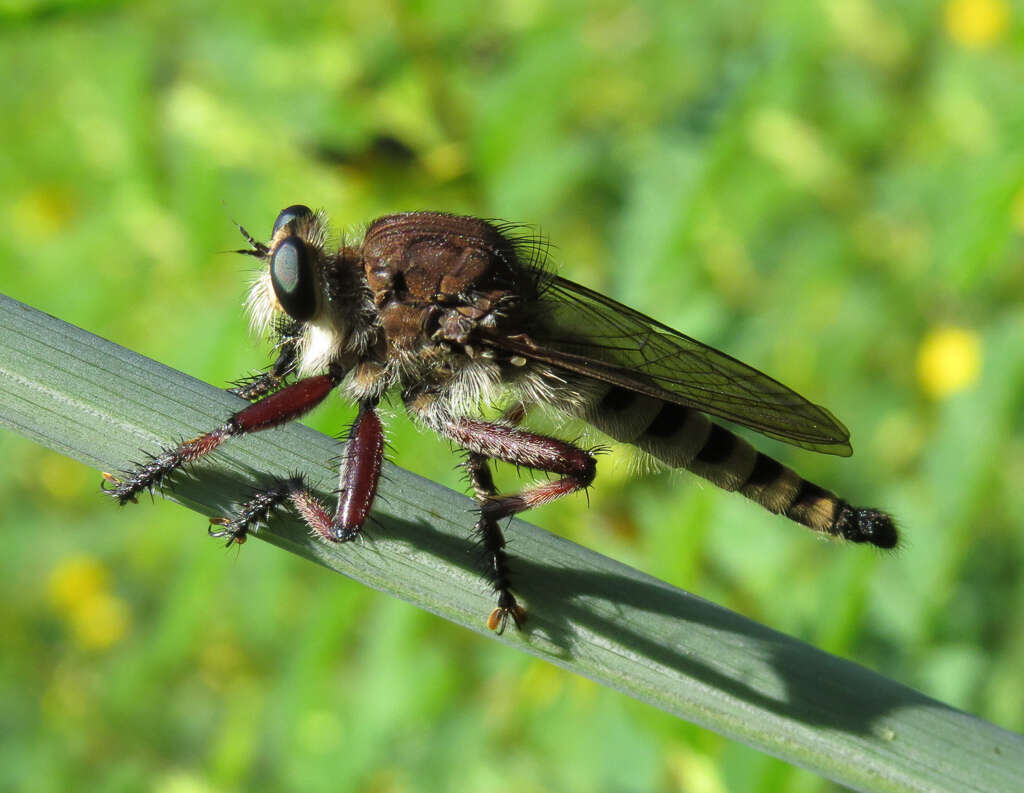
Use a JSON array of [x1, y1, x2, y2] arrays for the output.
[[490, 275, 853, 456]]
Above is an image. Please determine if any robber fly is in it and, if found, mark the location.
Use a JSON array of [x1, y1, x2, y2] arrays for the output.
[[104, 206, 897, 633]]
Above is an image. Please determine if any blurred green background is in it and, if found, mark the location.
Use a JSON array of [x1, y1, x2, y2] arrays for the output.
[[1, 0, 1022, 791]]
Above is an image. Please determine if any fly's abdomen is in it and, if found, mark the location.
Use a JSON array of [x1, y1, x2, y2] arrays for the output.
[[584, 385, 897, 548]]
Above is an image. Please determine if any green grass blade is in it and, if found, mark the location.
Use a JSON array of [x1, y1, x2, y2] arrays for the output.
[[1, 292, 1021, 793]]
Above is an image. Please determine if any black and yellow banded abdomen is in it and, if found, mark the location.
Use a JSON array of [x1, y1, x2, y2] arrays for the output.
[[583, 385, 897, 548]]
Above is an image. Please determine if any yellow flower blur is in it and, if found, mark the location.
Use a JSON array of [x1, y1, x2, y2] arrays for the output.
[[916, 327, 982, 398], [48, 555, 109, 609], [48, 555, 131, 650], [944, 0, 1010, 49], [69, 593, 131, 650]]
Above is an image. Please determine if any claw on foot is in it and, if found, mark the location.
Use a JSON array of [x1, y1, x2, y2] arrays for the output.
[[487, 603, 527, 634], [208, 516, 247, 546], [101, 472, 136, 503]]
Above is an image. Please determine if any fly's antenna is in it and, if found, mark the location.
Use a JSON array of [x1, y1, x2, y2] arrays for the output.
[[220, 202, 269, 257], [234, 221, 269, 258]]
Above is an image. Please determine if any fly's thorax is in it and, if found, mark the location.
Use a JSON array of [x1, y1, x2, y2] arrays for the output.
[[361, 213, 524, 297], [427, 356, 506, 418], [340, 360, 391, 404], [392, 343, 584, 425], [359, 212, 538, 356]]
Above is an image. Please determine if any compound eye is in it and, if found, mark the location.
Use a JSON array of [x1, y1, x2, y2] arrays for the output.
[[272, 204, 314, 237], [270, 236, 318, 321]]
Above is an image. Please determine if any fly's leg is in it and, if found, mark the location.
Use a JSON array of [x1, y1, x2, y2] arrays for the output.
[[407, 393, 598, 632], [463, 452, 525, 634], [208, 475, 308, 545], [229, 341, 299, 401], [102, 373, 338, 504], [329, 400, 385, 541], [209, 400, 385, 545], [444, 417, 597, 521], [461, 401, 530, 633], [453, 418, 597, 632]]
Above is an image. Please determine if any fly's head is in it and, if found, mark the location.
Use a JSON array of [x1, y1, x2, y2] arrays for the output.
[[242, 205, 374, 375], [243, 204, 329, 334]]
